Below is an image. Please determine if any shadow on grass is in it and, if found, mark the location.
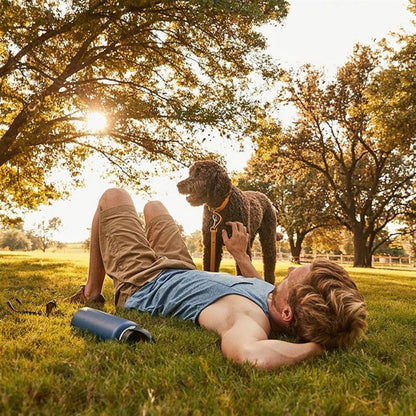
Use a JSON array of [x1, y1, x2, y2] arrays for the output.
[[0, 255, 89, 319]]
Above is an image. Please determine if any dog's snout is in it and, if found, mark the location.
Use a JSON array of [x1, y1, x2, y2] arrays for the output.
[[177, 179, 190, 194]]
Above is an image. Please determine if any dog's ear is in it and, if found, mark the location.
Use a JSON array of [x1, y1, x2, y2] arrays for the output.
[[211, 166, 232, 198]]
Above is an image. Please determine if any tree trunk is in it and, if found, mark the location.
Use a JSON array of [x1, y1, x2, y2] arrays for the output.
[[352, 228, 372, 267], [289, 232, 305, 264]]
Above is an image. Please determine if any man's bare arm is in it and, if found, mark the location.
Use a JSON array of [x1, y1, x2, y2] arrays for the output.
[[221, 319, 324, 370], [222, 221, 262, 279]]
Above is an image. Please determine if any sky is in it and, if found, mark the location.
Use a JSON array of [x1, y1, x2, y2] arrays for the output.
[[23, 0, 415, 243]]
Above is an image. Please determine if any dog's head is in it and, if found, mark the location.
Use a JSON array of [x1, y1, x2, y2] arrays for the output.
[[177, 160, 232, 207]]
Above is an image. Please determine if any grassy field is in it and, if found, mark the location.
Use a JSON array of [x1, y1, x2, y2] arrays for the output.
[[0, 250, 415, 416]]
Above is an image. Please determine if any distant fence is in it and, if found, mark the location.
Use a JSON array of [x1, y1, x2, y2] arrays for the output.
[[295, 253, 415, 268], [192, 251, 416, 269]]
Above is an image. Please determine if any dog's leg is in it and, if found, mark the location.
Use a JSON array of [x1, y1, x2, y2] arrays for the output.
[[259, 234, 276, 283], [261, 238, 276, 284], [258, 212, 277, 284]]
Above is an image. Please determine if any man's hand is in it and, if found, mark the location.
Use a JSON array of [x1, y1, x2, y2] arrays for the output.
[[222, 221, 261, 279], [222, 221, 249, 260]]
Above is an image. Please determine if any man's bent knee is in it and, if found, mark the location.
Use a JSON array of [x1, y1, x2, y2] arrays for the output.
[[99, 188, 134, 211], [144, 201, 170, 223]]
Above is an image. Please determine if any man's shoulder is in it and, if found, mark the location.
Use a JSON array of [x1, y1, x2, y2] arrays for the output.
[[220, 294, 270, 319]]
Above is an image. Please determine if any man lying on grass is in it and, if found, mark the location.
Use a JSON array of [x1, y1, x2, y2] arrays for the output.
[[65, 188, 367, 370]]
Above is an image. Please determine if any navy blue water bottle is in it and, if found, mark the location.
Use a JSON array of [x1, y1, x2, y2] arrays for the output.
[[71, 307, 154, 343]]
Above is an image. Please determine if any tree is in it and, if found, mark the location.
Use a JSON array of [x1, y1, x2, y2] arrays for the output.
[[269, 45, 416, 267], [367, 1, 416, 151], [184, 229, 203, 256], [373, 233, 406, 257], [235, 156, 332, 263], [32, 217, 63, 252], [399, 198, 416, 264], [25, 229, 43, 250], [1, 228, 31, 251], [0, 0, 288, 220], [303, 227, 353, 255], [406, 227, 416, 266]]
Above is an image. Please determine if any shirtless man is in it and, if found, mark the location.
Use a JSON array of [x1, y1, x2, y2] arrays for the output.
[[66, 188, 367, 370]]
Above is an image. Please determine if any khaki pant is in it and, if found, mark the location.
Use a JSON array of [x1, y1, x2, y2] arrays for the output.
[[99, 205, 196, 308]]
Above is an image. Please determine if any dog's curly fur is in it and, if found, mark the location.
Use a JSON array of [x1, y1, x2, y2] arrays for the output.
[[177, 160, 277, 283]]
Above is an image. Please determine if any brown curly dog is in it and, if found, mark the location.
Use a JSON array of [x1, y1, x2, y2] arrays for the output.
[[177, 160, 277, 283]]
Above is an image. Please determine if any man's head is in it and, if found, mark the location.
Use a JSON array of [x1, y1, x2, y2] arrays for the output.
[[270, 259, 367, 350]]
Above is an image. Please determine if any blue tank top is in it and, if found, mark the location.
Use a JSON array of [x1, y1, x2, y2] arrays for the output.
[[124, 269, 274, 324]]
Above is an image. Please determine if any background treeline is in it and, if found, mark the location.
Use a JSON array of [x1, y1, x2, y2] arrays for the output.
[[0, 217, 62, 252], [181, 227, 414, 260], [2, 216, 414, 263]]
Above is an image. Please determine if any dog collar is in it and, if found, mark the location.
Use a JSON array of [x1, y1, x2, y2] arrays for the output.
[[207, 192, 231, 213]]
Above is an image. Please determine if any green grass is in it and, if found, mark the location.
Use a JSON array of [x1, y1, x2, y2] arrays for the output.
[[1, 251, 415, 415]]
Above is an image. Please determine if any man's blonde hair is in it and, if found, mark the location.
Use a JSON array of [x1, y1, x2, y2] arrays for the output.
[[287, 259, 367, 349]]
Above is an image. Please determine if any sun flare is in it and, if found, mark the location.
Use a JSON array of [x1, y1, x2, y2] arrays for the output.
[[86, 111, 107, 133]]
